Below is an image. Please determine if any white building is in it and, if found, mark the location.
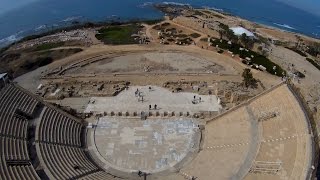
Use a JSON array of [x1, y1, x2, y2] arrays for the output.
[[230, 27, 255, 38], [0, 73, 9, 89]]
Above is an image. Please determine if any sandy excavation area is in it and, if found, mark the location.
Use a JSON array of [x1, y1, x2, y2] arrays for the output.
[[64, 51, 229, 75]]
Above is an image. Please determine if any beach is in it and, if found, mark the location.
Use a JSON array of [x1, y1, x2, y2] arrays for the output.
[[0, 0, 319, 47]]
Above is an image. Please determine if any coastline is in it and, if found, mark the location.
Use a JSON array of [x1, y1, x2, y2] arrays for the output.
[[0, 18, 163, 51], [1, 2, 320, 50], [203, 8, 320, 43]]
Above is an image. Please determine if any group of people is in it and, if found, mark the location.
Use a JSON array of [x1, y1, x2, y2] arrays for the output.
[[135, 88, 144, 102], [192, 95, 202, 104], [149, 104, 158, 110]]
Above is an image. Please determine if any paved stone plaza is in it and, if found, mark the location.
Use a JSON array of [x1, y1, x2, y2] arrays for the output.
[[93, 117, 200, 173], [85, 86, 221, 114]]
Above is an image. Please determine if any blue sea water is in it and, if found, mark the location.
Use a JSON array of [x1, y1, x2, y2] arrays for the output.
[[0, 0, 319, 47]]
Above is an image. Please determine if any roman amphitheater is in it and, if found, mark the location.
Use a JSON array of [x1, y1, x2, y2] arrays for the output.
[[0, 45, 316, 180]]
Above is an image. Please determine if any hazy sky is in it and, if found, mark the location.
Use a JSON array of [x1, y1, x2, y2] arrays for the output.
[[0, 0, 38, 14], [276, 0, 320, 16], [0, 0, 319, 16]]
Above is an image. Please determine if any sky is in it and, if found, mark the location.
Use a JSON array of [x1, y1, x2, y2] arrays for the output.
[[276, 0, 320, 16], [0, 0, 38, 15], [0, 0, 319, 16]]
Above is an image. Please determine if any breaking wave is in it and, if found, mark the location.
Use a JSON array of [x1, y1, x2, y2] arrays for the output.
[[61, 16, 82, 22], [137, 2, 154, 8], [161, 2, 190, 6], [35, 24, 47, 31], [273, 23, 296, 30], [203, 6, 224, 12], [0, 31, 24, 46]]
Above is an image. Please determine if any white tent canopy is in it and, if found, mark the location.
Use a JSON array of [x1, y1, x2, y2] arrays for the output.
[[230, 27, 255, 37], [0, 73, 7, 79]]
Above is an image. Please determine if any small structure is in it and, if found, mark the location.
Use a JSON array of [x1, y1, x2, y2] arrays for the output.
[[230, 27, 255, 38], [0, 73, 9, 89]]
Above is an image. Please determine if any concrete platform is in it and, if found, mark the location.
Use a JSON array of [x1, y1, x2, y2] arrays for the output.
[[84, 86, 221, 114]]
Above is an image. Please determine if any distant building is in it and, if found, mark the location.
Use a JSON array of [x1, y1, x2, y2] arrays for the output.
[[230, 27, 255, 38], [0, 73, 9, 89]]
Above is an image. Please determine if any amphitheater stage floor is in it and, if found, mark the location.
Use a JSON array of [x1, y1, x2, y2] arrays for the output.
[[93, 116, 200, 173], [84, 86, 221, 114]]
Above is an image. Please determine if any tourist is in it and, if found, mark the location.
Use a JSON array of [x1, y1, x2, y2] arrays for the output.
[[154, 104, 157, 110], [149, 105, 151, 110]]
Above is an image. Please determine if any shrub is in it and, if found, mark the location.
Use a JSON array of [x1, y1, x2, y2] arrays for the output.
[[189, 33, 201, 38], [211, 38, 285, 76], [285, 47, 307, 57], [242, 68, 257, 88], [34, 42, 65, 51], [217, 50, 224, 54], [306, 58, 320, 71]]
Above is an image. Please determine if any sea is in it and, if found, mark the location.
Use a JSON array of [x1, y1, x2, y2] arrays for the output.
[[0, 0, 320, 47]]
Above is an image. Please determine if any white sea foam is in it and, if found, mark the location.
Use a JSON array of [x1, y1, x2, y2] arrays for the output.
[[162, 2, 190, 6], [137, 2, 153, 8], [0, 34, 21, 46], [35, 25, 47, 31], [203, 6, 224, 12], [61, 16, 82, 22], [273, 23, 296, 30]]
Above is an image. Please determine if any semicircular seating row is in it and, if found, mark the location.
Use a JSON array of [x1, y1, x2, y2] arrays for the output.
[[0, 84, 122, 180]]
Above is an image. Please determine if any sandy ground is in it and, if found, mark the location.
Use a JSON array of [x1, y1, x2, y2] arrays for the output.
[[15, 43, 280, 91], [66, 52, 228, 75]]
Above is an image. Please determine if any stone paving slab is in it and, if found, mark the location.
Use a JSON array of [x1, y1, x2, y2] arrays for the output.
[[94, 116, 200, 173], [85, 86, 221, 114]]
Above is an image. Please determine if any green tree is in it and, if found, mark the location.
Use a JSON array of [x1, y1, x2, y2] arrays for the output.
[[240, 33, 254, 49], [307, 42, 320, 57], [242, 68, 257, 88]]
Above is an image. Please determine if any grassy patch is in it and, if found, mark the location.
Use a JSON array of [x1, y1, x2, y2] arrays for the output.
[[306, 58, 320, 71], [20, 57, 53, 70], [34, 42, 65, 51], [141, 19, 163, 25], [96, 25, 139, 45], [0, 48, 82, 78]]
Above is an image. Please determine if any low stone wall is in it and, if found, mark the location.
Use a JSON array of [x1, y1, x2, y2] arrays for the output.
[[287, 82, 318, 180]]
